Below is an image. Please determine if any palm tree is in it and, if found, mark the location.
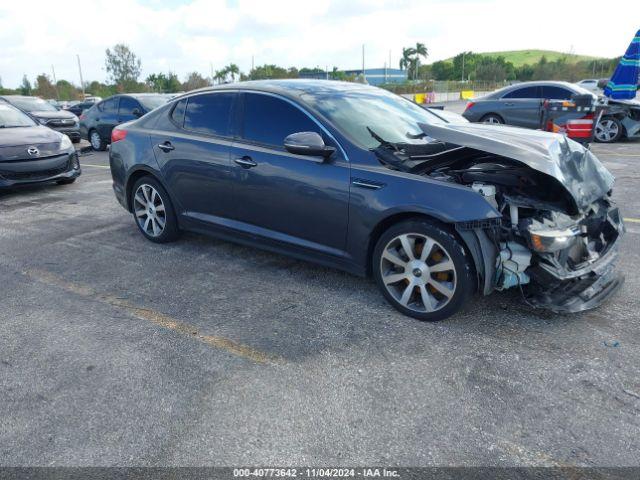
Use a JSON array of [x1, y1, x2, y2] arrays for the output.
[[227, 63, 240, 82], [399, 47, 415, 72], [413, 42, 428, 80], [214, 69, 226, 84]]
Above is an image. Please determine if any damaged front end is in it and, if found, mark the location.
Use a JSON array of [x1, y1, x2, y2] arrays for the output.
[[375, 122, 625, 313]]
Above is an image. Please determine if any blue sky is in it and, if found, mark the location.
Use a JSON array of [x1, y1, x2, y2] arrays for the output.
[[0, 0, 638, 88]]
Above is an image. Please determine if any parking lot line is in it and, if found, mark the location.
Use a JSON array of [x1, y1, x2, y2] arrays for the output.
[[595, 153, 640, 157], [81, 164, 111, 169], [25, 268, 282, 365], [624, 217, 640, 223]]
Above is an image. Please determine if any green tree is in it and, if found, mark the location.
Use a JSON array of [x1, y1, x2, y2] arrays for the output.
[[430, 61, 454, 80], [400, 44, 428, 80], [105, 44, 142, 90], [226, 63, 240, 82], [55, 80, 82, 101], [34, 74, 57, 99], [19, 75, 32, 96], [183, 72, 209, 91], [145, 72, 181, 93]]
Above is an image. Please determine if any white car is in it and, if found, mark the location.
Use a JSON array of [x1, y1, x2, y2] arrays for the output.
[[575, 79, 601, 92]]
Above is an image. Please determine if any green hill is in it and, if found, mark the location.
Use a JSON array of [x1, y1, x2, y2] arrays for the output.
[[443, 49, 603, 67]]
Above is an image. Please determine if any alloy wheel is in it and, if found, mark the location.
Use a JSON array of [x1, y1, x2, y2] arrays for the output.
[[134, 184, 166, 237], [483, 116, 501, 125], [595, 119, 619, 142], [380, 233, 457, 313], [90, 131, 102, 150]]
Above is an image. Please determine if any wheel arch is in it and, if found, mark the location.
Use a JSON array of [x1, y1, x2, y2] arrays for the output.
[[365, 212, 480, 285], [479, 112, 504, 123], [124, 167, 169, 213]]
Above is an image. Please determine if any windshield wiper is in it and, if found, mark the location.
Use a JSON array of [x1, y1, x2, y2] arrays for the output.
[[367, 127, 400, 152]]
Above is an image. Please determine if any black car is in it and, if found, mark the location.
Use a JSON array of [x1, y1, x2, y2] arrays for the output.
[[66, 100, 97, 117], [108, 80, 623, 321], [0, 102, 81, 188], [0, 95, 81, 143], [80, 94, 170, 151]]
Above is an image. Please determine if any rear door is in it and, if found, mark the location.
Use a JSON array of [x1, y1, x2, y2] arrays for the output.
[[500, 86, 543, 128], [96, 97, 119, 140], [150, 92, 236, 219]]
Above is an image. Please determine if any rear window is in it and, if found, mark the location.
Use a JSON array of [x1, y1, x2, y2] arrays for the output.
[[99, 98, 117, 113], [171, 99, 187, 127], [183, 93, 233, 136]]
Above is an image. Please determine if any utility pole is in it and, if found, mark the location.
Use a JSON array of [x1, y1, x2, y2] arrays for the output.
[[76, 54, 85, 97], [461, 52, 465, 82], [325, 65, 329, 80], [51, 64, 59, 100], [210, 62, 214, 85], [362, 44, 365, 83], [251, 55, 255, 72], [384, 61, 388, 83], [389, 50, 392, 70]]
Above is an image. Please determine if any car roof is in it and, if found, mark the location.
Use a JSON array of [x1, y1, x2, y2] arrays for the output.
[[174, 79, 377, 101]]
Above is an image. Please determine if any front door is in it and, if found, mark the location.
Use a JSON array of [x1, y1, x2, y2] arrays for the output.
[[229, 92, 350, 255]]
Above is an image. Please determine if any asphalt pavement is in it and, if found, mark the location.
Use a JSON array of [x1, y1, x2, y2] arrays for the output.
[[1, 139, 639, 467]]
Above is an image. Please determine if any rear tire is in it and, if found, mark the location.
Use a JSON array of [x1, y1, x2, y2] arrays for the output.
[[89, 129, 106, 151], [480, 113, 504, 125], [131, 176, 180, 243], [372, 219, 474, 322], [595, 116, 623, 143]]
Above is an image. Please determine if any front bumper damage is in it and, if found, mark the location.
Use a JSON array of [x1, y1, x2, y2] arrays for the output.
[[458, 205, 625, 313]]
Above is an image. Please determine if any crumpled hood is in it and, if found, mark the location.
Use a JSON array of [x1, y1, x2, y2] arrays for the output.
[[419, 122, 614, 211]]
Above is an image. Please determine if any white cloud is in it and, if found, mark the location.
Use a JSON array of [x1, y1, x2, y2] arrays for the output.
[[0, 0, 638, 88]]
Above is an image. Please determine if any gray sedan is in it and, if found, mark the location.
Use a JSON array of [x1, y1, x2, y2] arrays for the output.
[[462, 81, 595, 130]]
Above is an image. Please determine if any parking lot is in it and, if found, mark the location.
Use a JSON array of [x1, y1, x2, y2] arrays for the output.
[[1, 138, 640, 466]]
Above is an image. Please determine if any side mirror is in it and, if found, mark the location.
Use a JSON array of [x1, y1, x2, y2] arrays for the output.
[[284, 132, 335, 159], [132, 108, 142, 118]]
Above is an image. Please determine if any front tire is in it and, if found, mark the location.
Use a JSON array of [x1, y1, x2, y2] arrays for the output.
[[89, 129, 106, 151], [595, 116, 623, 143], [131, 176, 179, 243], [372, 219, 474, 321]]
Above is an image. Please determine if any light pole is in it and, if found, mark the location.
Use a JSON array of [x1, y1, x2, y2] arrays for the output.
[[76, 54, 85, 97]]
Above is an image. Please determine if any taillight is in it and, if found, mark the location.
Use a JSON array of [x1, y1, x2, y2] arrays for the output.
[[464, 101, 475, 111], [111, 128, 127, 143]]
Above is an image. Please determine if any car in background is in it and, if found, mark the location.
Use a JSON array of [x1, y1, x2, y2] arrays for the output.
[[0, 102, 80, 188], [65, 99, 98, 117], [108, 80, 623, 321], [575, 79, 602, 92], [462, 81, 596, 129], [0, 95, 81, 143], [80, 94, 171, 150]]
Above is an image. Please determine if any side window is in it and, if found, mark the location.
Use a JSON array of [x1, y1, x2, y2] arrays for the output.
[[118, 96, 140, 115], [99, 98, 117, 113], [503, 86, 540, 99], [242, 93, 320, 147], [183, 93, 234, 136], [171, 99, 187, 127], [541, 86, 573, 100]]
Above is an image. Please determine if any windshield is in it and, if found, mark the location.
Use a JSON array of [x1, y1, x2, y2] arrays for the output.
[[300, 88, 451, 149], [137, 95, 169, 111], [0, 103, 37, 127], [8, 96, 58, 112]]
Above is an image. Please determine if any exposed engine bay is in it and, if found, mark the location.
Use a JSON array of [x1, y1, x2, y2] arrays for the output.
[[371, 122, 625, 312]]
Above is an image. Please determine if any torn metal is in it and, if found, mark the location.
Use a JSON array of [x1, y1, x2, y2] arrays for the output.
[[372, 121, 625, 312]]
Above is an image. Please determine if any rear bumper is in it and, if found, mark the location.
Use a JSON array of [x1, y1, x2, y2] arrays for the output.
[[0, 151, 81, 188]]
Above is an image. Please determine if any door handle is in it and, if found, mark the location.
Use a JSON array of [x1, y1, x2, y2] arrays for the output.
[[504, 102, 515, 107], [234, 156, 257, 168], [157, 142, 175, 152]]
